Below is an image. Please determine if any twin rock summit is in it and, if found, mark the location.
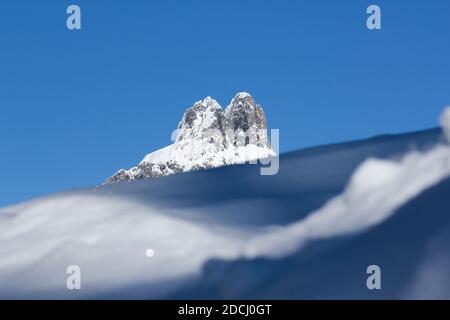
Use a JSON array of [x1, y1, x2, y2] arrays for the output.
[[105, 92, 276, 184]]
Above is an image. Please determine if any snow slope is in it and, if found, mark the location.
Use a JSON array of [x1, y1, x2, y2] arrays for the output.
[[1, 121, 450, 299]]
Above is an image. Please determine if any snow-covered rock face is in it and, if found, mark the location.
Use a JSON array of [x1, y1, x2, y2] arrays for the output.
[[171, 97, 229, 169], [225, 92, 269, 148], [176, 96, 227, 143], [105, 92, 275, 184], [440, 107, 450, 143]]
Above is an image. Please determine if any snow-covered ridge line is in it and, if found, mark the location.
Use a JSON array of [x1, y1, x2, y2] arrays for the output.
[[243, 107, 450, 258], [105, 92, 276, 184]]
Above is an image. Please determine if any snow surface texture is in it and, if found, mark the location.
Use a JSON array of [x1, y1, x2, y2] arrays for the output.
[[105, 93, 275, 184], [1, 110, 450, 298], [0, 195, 246, 298], [243, 143, 450, 258]]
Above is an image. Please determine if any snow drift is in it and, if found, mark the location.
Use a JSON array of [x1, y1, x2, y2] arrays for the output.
[[1, 110, 450, 299], [244, 143, 450, 259]]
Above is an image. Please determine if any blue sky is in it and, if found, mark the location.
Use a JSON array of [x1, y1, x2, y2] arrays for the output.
[[1, 0, 450, 206]]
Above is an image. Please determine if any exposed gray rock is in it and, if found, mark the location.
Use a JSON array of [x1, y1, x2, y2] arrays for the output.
[[225, 92, 269, 148], [105, 92, 274, 184]]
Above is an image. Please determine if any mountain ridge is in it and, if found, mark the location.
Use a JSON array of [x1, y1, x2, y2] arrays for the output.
[[2, 122, 450, 299], [105, 92, 275, 184]]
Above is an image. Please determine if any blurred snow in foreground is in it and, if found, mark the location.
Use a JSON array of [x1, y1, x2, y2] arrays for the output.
[[1, 108, 450, 299]]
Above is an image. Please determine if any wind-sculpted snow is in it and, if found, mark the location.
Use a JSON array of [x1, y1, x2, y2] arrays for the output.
[[1, 126, 450, 299], [0, 195, 247, 299], [243, 143, 450, 258]]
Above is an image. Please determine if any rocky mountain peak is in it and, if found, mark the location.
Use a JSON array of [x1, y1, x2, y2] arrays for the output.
[[225, 92, 268, 148], [175, 96, 227, 145], [105, 92, 275, 184]]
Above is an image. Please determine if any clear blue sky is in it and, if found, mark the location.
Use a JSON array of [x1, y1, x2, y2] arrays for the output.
[[1, 0, 450, 206]]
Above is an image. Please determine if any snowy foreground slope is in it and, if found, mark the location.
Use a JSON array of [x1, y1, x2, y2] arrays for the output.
[[1, 125, 450, 299]]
